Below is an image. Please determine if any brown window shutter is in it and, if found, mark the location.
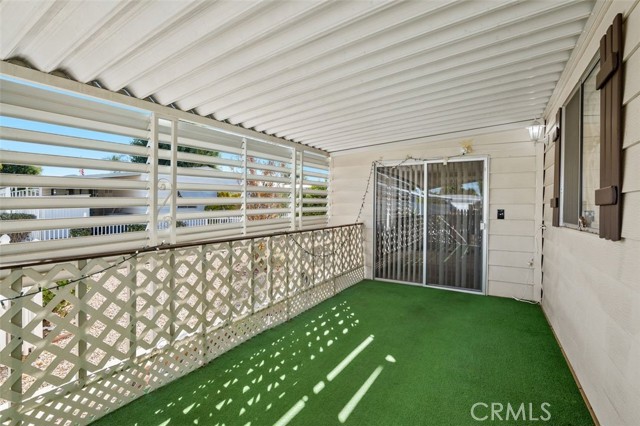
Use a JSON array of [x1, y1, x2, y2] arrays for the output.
[[551, 108, 562, 227], [595, 14, 624, 241]]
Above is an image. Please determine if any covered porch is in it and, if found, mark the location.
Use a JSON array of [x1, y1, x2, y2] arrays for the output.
[[1, 1, 639, 425]]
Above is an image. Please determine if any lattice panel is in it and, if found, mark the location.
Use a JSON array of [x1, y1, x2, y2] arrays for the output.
[[0, 224, 364, 426], [230, 241, 252, 321], [334, 226, 347, 276], [286, 234, 302, 297], [313, 230, 325, 285], [252, 238, 270, 312], [134, 250, 172, 352], [201, 243, 232, 331], [269, 235, 288, 304], [298, 232, 314, 291], [288, 281, 334, 318], [336, 269, 365, 293]]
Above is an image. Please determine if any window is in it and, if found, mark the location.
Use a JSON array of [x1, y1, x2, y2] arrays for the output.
[[561, 59, 600, 232]]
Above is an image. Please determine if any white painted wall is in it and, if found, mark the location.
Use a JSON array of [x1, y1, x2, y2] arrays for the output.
[[329, 128, 544, 301], [542, 1, 640, 425]]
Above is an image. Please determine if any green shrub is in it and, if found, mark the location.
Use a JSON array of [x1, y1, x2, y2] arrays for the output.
[[70, 228, 92, 237], [0, 212, 37, 242], [42, 279, 74, 317], [126, 224, 146, 232]]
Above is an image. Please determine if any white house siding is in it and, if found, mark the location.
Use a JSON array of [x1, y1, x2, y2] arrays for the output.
[[542, 1, 640, 425], [329, 128, 543, 301]]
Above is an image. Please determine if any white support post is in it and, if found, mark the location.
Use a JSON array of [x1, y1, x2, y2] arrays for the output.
[[169, 251, 176, 343], [128, 255, 138, 359], [170, 119, 178, 245], [76, 260, 87, 383], [298, 151, 304, 230], [7, 275, 23, 415], [148, 114, 159, 247], [290, 148, 297, 231], [242, 138, 248, 236]]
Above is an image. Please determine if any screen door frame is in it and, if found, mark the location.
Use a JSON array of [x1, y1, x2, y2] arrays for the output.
[[373, 156, 489, 295]]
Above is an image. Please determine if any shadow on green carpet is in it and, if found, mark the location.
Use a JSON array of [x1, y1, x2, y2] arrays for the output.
[[92, 280, 593, 426]]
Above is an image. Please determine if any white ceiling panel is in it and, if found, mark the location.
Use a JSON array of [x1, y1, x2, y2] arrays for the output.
[[0, 0, 596, 152]]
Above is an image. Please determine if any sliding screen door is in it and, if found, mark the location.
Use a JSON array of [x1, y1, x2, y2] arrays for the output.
[[374, 159, 485, 292], [374, 164, 425, 284], [425, 160, 484, 291]]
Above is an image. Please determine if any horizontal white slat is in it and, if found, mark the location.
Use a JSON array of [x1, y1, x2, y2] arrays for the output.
[[176, 211, 242, 220], [301, 198, 328, 204], [0, 127, 148, 156], [172, 123, 244, 153], [169, 150, 242, 168], [246, 185, 291, 194], [301, 170, 329, 179], [175, 220, 243, 236], [302, 179, 328, 186], [302, 154, 330, 168], [303, 189, 328, 196], [168, 167, 243, 181], [0, 231, 146, 256], [300, 207, 328, 213], [247, 174, 291, 184], [0, 214, 149, 233], [1, 149, 148, 173], [1, 196, 145, 209], [246, 197, 291, 204], [159, 131, 244, 156], [174, 182, 239, 192], [0, 174, 148, 190], [246, 217, 291, 227], [1, 78, 150, 128], [0, 239, 148, 267], [246, 160, 292, 174], [247, 140, 294, 160], [174, 226, 244, 243], [301, 217, 329, 227], [246, 208, 290, 215], [245, 220, 291, 233], [176, 197, 243, 206], [0, 103, 150, 139]]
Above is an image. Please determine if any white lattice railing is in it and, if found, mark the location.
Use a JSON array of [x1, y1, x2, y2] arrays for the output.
[[0, 223, 364, 426]]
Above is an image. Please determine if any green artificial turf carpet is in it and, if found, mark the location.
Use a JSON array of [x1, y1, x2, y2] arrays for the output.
[[93, 280, 593, 426]]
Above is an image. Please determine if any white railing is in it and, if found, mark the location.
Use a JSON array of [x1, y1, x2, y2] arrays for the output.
[[0, 224, 364, 426], [0, 188, 41, 198]]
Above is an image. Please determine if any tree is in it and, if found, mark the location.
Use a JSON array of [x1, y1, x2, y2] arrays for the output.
[[204, 191, 241, 211], [0, 212, 36, 242], [246, 157, 288, 221], [204, 158, 289, 221], [128, 138, 219, 167], [302, 185, 327, 216], [0, 164, 42, 175]]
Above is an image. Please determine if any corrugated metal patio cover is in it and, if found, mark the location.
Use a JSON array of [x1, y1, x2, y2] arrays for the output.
[[0, 0, 595, 152]]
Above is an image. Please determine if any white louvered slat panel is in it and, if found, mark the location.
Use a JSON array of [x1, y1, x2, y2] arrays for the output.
[[0, 75, 329, 265]]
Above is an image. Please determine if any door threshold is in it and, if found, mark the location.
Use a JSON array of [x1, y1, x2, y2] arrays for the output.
[[375, 278, 485, 295]]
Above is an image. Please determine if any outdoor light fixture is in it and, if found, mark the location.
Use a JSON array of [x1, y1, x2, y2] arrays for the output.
[[527, 119, 545, 142]]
